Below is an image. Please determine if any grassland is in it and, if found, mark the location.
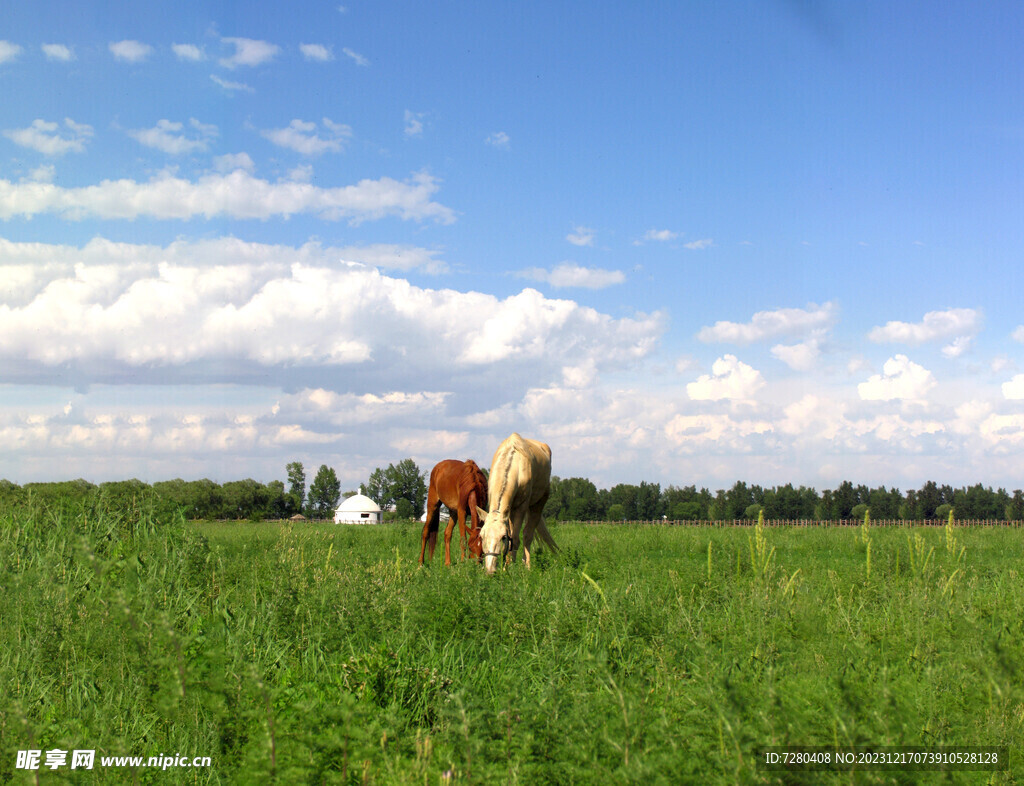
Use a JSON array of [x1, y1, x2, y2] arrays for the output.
[[2, 500, 1023, 783]]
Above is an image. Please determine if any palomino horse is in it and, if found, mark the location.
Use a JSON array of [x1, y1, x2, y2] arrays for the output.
[[476, 433, 558, 574], [419, 459, 488, 566]]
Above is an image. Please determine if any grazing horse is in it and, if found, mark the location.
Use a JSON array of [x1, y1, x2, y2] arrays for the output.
[[475, 433, 558, 574], [419, 459, 488, 566]]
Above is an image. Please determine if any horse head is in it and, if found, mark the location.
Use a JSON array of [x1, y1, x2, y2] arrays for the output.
[[476, 506, 511, 574]]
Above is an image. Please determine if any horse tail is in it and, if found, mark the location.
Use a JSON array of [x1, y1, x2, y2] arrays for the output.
[[535, 517, 560, 553], [425, 504, 440, 550]]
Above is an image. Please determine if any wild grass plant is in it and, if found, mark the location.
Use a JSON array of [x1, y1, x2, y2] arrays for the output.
[[1, 502, 1022, 784]]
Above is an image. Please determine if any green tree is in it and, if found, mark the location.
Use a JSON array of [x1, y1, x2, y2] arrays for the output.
[[395, 498, 415, 520], [266, 480, 290, 519], [361, 468, 388, 508], [286, 461, 306, 512], [307, 465, 341, 519], [384, 459, 426, 518], [607, 503, 626, 521], [221, 479, 270, 520], [1007, 490, 1024, 521]]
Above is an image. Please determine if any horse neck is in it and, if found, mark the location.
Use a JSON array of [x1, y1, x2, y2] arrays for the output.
[[487, 448, 517, 517]]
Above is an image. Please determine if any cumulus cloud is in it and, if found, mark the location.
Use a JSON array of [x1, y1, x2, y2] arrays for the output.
[[42, 44, 74, 62], [261, 118, 352, 155], [212, 152, 255, 173], [687, 355, 765, 401], [4, 118, 93, 155], [278, 389, 448, 426], [219, 37, 280, 68], [404, 110, 425, 137], [334, 244, 448, 273], [24, 164, 55, 183], [567, 226, 595, 247], [517, 262, 625, 289], [486, 131, 510, 148], [210, 75, 254, 93], [642, 228, 678, 242], [857, 355, 936, 402], [770, 337, 824, 371], [342, 47, 369, 66], [300, 43, 333, 62], [0, 238, 662, 396], [0, 41, 21, 64], [1002, 375, 1024, 400], [109, 40, 152, 62], [127, 118, 218, 155], [172, 44, 204, 61], [868, 308, 980, 356], [665, 412, 773, 449], [698, 302, 837, 344], [0, 169, 456, 223], [684, 238, 714, 250]]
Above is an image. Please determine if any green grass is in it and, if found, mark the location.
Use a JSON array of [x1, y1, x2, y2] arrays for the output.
[[2, 503, 1023, 783]]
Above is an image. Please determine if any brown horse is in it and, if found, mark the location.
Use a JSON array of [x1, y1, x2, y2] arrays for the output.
[[419, 459, 488, 566]]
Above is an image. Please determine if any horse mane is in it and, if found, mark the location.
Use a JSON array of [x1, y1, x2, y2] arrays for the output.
[[457, 459, 487, 509]]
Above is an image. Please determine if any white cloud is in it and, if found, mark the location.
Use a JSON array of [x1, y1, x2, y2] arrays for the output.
[[284, 164, 313, 183], [486, 131, 510, 148], [566, 226, 595, 247], [342, 47, 369, 66], [941, 336, 972, 358], [770, 336, 823, 371], [857, 355, 936, 402], [300, 43, 333, 62], [643, 228, 678, 242], [1011, 326, 1024, 343], [213, 152, 255, 173], [517, 262, 625, 289], [219, 37, 280, 68], [0, 41, 22, 64], [0, 170, 456, 223], [109, 40, 153, 63], [687, 355, 765, 401], [333, 244, 448, 273], [279, 389, 448, 426], [404, 110, 425, 137], [42, 44, 74, 62], [4, 118, 93, 156], [261, 118, 352, 155], [1002, 375, 1024, 400], [698, 302, 837, 344], [127, 118, 218, 155], [24, 164, 55, 183], [210, 74, 254, 93], [868, 308, 981, 347], [665, 412, 773, 448], [684, 238, 714, 250], [0, 241, 664, 407], [172, 44, 204, 61]]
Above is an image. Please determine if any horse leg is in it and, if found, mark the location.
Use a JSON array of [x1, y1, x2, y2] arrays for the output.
[[508, 506, 528, 567], [443, 508, 457, 566], [522, 491, 550, 569], [419, 487, 441, 565], [455, 505, 469, 561]]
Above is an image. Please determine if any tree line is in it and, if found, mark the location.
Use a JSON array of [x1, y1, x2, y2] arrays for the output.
[[545, 478, 1024, 522], [2, 466, 1022, 523]]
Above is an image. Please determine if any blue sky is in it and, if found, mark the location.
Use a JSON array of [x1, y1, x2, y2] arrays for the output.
[[2, 1, 1024, 492]]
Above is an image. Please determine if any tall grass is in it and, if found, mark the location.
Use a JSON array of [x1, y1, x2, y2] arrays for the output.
[[2, 505, 1022, 783]]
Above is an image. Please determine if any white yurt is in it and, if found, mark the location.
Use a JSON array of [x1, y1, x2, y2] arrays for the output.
[[334, 494, 383, 524]]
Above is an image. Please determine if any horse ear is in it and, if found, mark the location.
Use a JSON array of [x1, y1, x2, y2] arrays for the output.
[[476, 506, 488, 520]]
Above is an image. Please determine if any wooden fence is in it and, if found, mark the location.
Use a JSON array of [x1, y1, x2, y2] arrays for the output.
[[573, 518, 1024, 528]]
